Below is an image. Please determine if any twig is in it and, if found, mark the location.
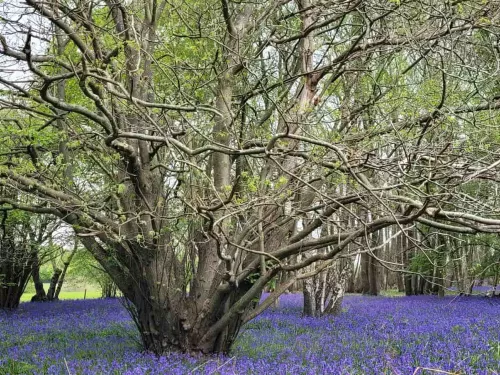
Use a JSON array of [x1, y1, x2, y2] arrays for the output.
[[412, 367, 460, 375], [64, 358, 72, 375], [209, 356, 235, 375]]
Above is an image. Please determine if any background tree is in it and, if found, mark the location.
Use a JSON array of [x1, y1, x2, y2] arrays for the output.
[[0, 192, 56, 308]]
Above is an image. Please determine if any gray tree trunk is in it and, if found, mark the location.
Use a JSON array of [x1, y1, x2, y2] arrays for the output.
[[54, 254, 75, 300], [302, 261, 351, 317], [46, 269, 61, 301], [31, 252, 47, 302]]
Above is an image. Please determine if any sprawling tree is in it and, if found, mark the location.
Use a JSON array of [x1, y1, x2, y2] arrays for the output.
[[1, 0, 500, 353]]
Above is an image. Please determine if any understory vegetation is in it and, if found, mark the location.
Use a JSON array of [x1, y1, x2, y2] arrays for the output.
[[1, 294, 499, 375]]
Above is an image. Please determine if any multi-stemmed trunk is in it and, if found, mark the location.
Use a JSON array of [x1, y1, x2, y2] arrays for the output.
[[303, 261, 351, 317], [1, 212, 33, 309], [101, 278, 118, 298], [0, 247, 32, 309], [0, 261, 31, 309], [133, 291, 254, 354], [119, 264, 257, 354], [81, 232, 265, 355]]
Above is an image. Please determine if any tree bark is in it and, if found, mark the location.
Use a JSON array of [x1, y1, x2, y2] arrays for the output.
[[302, 279, 317, 317], [368, 255, 379, 296], [302, 261, 351, 317], [101, 278, 117, 298], [126, 271, 256, 354], [0, 211, 32, 309], [54, 245, 76, 300], [360, 251, 371, 294], [46, 269, 61, 301], [31, 252, 47, 302], [323, 263, 352, 316]]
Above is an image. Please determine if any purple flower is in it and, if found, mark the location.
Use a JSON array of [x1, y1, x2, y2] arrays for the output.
[[0, 295, 499, 374]]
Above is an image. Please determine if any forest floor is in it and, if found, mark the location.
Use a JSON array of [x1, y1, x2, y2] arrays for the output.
[[1, 294, 499, 374]]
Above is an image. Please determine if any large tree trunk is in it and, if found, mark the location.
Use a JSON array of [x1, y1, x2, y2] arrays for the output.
[[77, 232, 270, 355], [125, 270, 257, 354]]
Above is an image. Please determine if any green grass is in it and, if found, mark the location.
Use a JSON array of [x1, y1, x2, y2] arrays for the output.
[[20, 283, 101, 302], [380, 289, 404, 297]]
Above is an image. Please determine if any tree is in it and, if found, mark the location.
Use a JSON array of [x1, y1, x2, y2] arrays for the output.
[[28, 232, 76, 302], [70, 248, 119, 298], [0, 190, 56, 308], [0, 208, 32, 309], [2, 0, 500, 354], [303, 259, 351, 317]]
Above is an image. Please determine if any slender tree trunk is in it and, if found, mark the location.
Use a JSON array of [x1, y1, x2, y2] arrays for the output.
[[31, 252, 47, 302], [396, 233, 405, 292], [461, 240, 471, 295], [302, 279, 316, 317], [46, 269, 61, 301], [360, 252, 371, 294], [403, 233, 414, 296], [404, 274, 413, 296], [101, 278, 118, 298], [368, 255, 379, 296], [418, 275, 426, 294], [54, 254, 75, 300], [411, 274, 418, 295], [349, 253, 362, 293], [436, 246, 445, 297], [0, 258, 31, 309], [490, 266, 499, 297]]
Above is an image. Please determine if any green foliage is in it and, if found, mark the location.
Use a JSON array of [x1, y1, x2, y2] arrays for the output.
[[0, 359, 37, 375]]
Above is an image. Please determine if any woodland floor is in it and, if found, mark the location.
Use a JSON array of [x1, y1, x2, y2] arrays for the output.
[[0, 294, 499, 374]]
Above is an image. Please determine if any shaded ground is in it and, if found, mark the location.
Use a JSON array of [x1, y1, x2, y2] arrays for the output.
[[0, 295, 499, 374]]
